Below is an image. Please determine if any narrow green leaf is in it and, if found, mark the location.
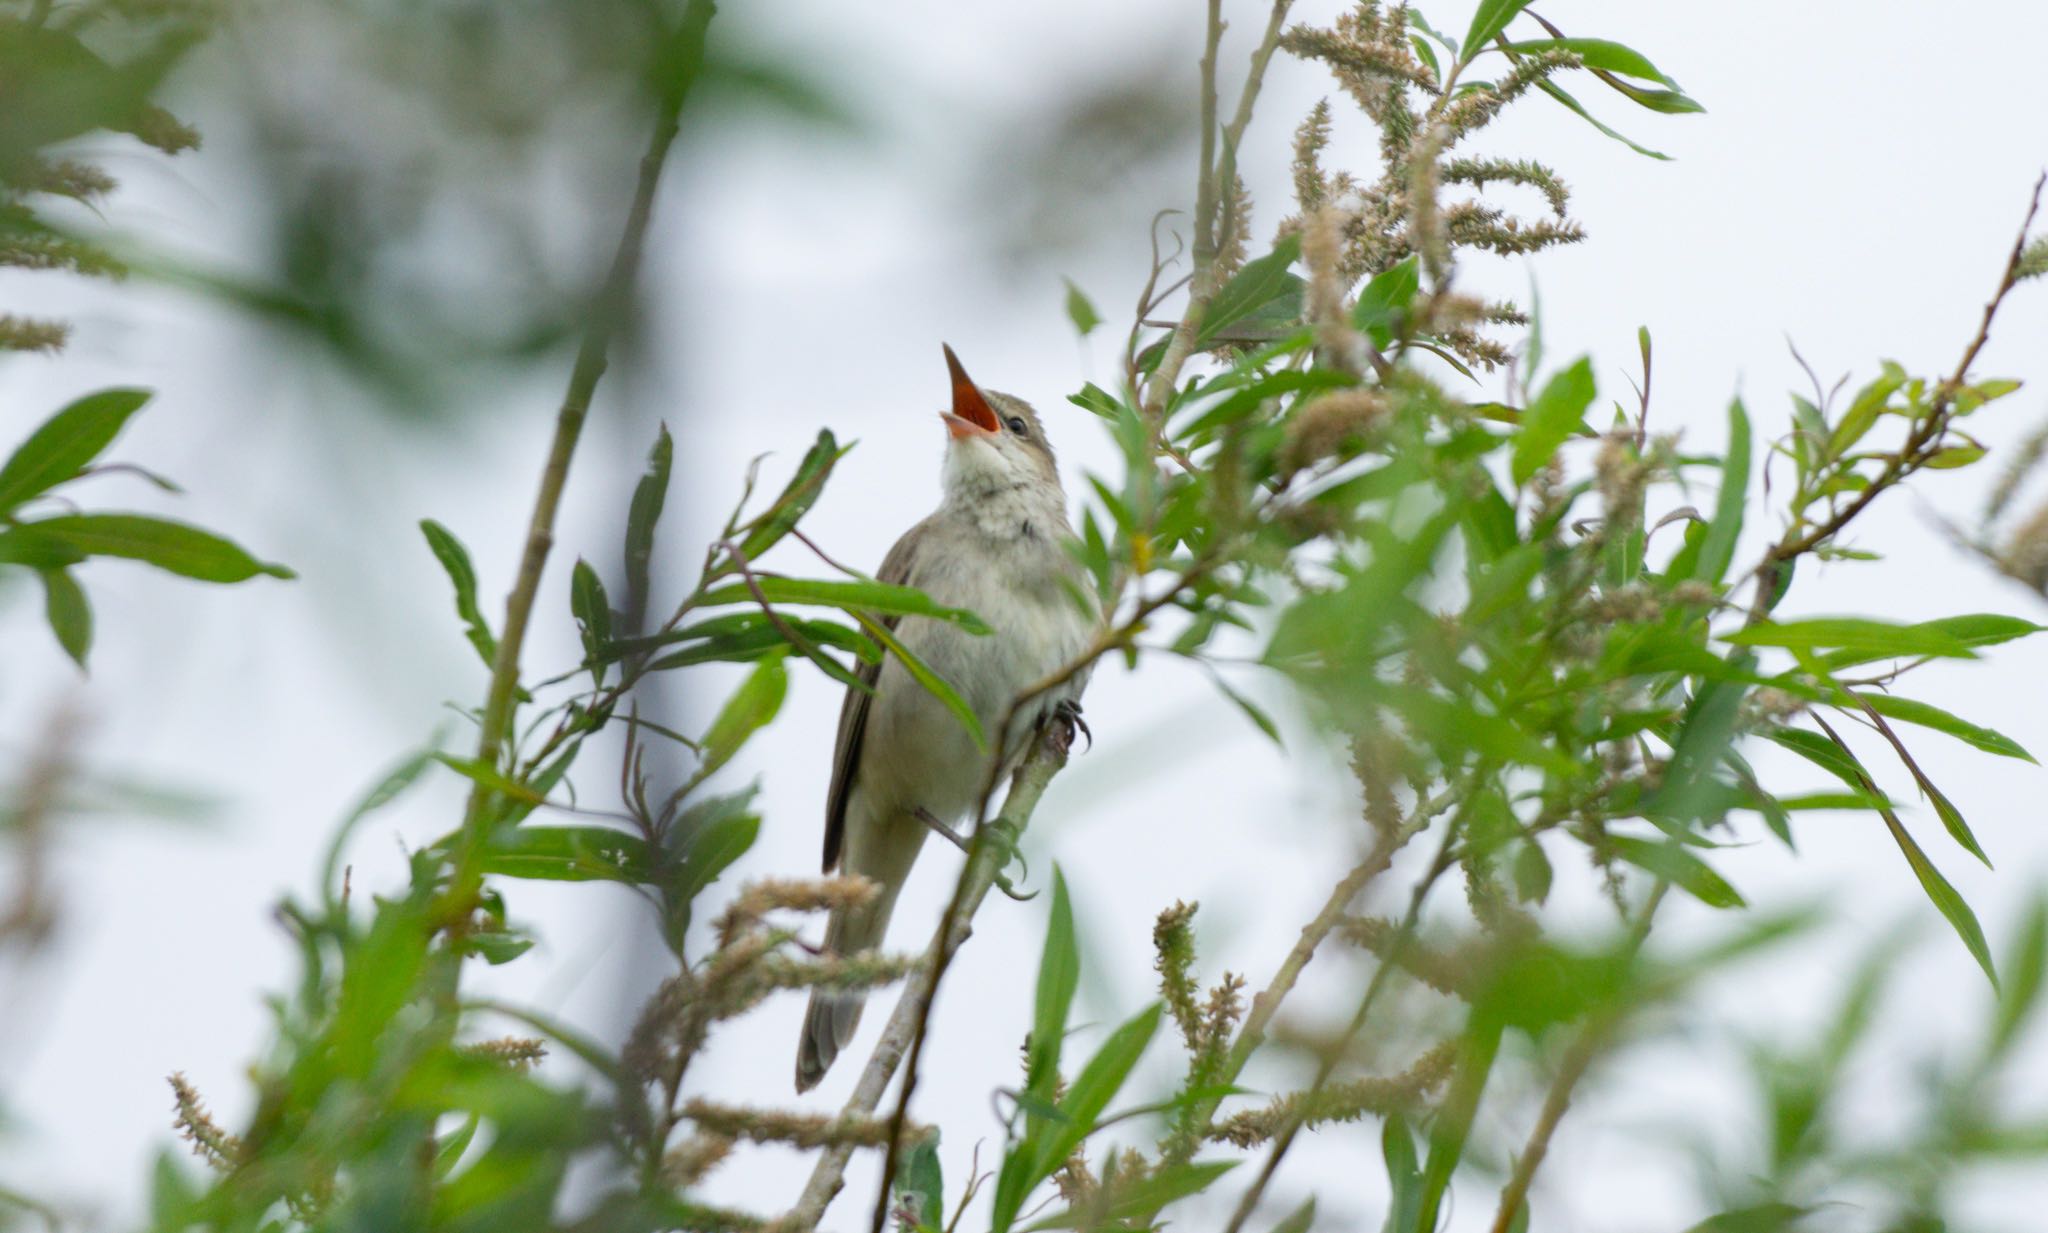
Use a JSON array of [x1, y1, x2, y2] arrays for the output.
[[1063, 279, 1102, 336], [421, 519, 497, 664], [1381, 1115, 1422, 1233], [0, 387, 150, 511], [571, 558, 612, 682], [475, 825, 652, 884], [1533, 78, 1671, 159], [1610, 836, 1745, 908], [38, 567, 92, 668], [1031, 1004, 1162, 1186], [1510, 356, 1595, 485], [1020, 1160, 1237, 1231], [852, 612, 987, 751], [675, 810, 761, 903], [1693, 400, 1749, 584], [1990, 899, 2048, 1058], [1198, 234, 1302, 347], [1463, 0, 1534, 56], [1725, 618, 1974, 659], [1498, 37, 1678, 85], [697, 574, 991, 634], [1028, 869, 1081, 1097], [1814, 613, 2045, 669], [1856, 692, 2033, 762], [697, 651, 789, 780], [1414, 1025, 1502, 1233], [1811, 718, 1997, 988], [737, 429, 845, 563], [625, 424, 673, 603], [32, 513, 293, 582], [1268, 1197, 1317, 1233], [894, 1134, 945, 1232]]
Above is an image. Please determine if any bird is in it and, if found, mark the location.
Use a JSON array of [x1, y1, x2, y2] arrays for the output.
[[795, 345, 1098, 1093]]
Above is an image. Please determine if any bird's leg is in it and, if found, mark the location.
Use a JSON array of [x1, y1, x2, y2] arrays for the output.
[[1041, 698, 1091, 756], [913, 807, 972, 854]]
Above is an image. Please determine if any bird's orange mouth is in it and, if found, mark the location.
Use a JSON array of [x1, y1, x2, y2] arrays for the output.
[[941, 343, 1000, 439]]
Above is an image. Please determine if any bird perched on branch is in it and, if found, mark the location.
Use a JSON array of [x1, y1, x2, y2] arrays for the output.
[[796, 345, 1097, 1092]]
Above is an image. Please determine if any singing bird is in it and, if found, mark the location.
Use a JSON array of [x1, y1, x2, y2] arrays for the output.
[[796, 346, 1097, 1093]]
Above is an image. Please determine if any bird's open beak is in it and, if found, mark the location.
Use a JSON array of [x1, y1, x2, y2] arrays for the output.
[[941, 343, 1001, 440]]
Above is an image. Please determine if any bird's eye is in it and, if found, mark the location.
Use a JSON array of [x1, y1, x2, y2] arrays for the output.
[[1005, 416, 1028, 436]]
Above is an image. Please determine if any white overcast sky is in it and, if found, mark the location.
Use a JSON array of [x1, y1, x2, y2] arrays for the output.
[[5, 3, 2048, 1231]]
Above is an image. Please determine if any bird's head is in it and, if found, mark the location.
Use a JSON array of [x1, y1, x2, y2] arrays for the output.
[[938, 344, 1061, 499]]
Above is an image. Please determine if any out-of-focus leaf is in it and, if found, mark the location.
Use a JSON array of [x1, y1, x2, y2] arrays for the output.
[[1268, 1196, 1316, 1233], [1381, 1115, 1422, 1233], [422, 519, 497, 664], [38, 567, 92, 668], [32, 513, 293, 582], [696, 651, 789, 781], [1414, 1026, 1501, 1233], [1063, 279, 1102, 336], [1027, 869, 1080, 1097], [1610, 836, 1745, 908], [1198, 234, 1301, 347], [1693, 399, 1749, 584], [1811, 613, 2043, 669], [1353, 255, 1420, 349], [1990, 899, 2048, 1058], [1020, 1160, 1237, 1231], [1682, 1204, 1816, 1233], [1725, 618, 1973, 659], [1510, 356, 1595, 485], [893, 1134, 945, 1232], [674, 810, 760, 912], [0, 387, 150, 511], [697, 575, 991, 634]]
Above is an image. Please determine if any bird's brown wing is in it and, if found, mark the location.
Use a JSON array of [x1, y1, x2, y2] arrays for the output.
[[821, 527, 920, 870]]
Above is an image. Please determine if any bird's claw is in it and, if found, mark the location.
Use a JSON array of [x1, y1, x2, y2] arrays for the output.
[[1043, 698, 1092, 757]]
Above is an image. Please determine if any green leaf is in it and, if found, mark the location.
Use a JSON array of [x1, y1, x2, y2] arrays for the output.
[[697, 574, 991, 634], [1381, 1116, 1422, 1233], [1032, 1004, 1162, 1185], [1020, 1160, 1238, 1231], [38, 567, 92, 668], [1925, 445, 1986, 470], [1856, 692, 2033, 762], [1352, 255, 1421, 349], [1415, 1026, 1501, 1233], [422, 519, 497, 665], [736, 429, 845, 563], [1510, 356, 1595, 485], [1463, 0, 1534, 56], [1498, 37, 1679, 85], [625, 424, 673, 603], [1198, 234, 1302, 347], [675, 809, 761, 904], [571, 558, 611, 682], [1725, 618, 1974, 659], [475, 825, 652, 884], [1610, 836, 1745, 908], [1063, 279, 1102, 336], [894, 1134, 945, 1232], [1269, 1196, 1317, 1233], [1990, 899, 2048, 1058], [1533, 77, 1671, 160], [1027, 869, 1081, 1098], [31, 513, 293, 582], [852, 612, 987, 751], [1811, 719, 1997, 988], [1693, 399, 1750, 584], [697, 651, 789, 780], [1813, 613, 2045, 670], [0, 387, 150, 511]]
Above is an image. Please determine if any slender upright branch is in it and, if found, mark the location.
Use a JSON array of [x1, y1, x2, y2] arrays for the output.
[[447, 2, 716, 903], [783, 743, 1068, 1231], [1488, 881, 1669, 1233]]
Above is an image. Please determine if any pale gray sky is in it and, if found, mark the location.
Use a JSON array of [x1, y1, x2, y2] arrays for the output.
[[5, 3, 2048, 1230]]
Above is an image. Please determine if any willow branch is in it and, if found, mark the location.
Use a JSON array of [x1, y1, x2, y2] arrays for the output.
[[447, 2, 715, 903], [1488, 880, 1668, 1233], [783, 743, 1068, 1231]]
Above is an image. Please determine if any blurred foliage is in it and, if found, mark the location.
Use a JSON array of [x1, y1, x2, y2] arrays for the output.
[[6, 2, 2048, 1233]]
